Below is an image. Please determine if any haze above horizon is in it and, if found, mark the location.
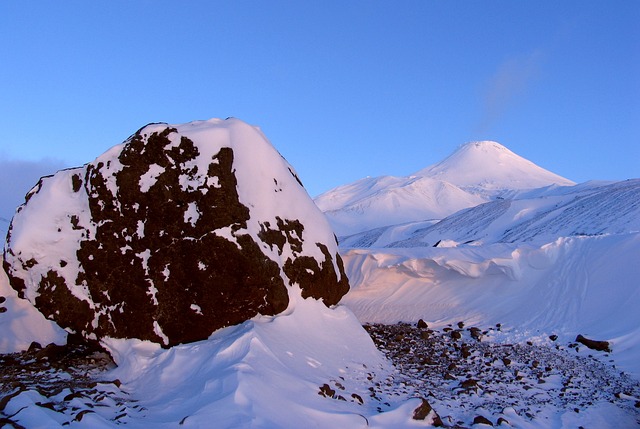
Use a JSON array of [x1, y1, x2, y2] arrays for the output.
[[1, 1, 638, 199]]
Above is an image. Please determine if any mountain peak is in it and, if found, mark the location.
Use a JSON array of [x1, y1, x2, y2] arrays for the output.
[[414, 141, 574, 191]]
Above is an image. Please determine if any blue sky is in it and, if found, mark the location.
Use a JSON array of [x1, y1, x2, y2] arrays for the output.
[[1, 1, 638, 205]]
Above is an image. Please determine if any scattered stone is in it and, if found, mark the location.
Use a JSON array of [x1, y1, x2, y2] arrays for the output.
[[460, 379, 478, 390], [473, 415, 493, 426], [318, 384, 336, 398], [450, 330, 462, 340], [417, 319, 428, 329], [351, 393, 363, 404], [497, 417, 510, 426], [27, 342, 42, 352], [576, 335, 611, 353], [461, 345, 472, 359], [457, 321, 465, 329], [549, 334, 558, 342], [469, 327, 483, 341], [412, 398, 443, 426], [35, 343, 68, 362]]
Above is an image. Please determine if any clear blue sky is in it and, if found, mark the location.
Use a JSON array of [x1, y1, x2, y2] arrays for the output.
[[1, 1, 638, 204]]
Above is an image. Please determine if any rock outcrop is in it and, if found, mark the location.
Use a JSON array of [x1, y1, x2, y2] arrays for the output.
[[3, 118, 349, 347]]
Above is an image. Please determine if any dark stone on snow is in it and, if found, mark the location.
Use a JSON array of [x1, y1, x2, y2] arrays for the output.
[[549, 334, 558, 341], [3, 121, 349, 347], [469, 327, 483, 341], [460, 379, 478, 390], [35, 343, 68, 362], [318, 383, 336, 398], [497, 417, 510, 426], [576, 334, 611, 352], [417, 319, 428, 329], [411, 398, 443, 426], [473, 415, 494, 426], [27, 342, 42, 352]]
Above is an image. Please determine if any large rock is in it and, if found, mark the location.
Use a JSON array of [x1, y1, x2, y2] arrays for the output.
[[3, 118, 349, 347]]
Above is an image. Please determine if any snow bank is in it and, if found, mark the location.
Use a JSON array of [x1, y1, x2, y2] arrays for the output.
[[96, 292, 422, 429], [343, 233, 640, 376]]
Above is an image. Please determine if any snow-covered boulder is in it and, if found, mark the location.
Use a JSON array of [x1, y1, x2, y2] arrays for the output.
[[2, 118, 349, 347]]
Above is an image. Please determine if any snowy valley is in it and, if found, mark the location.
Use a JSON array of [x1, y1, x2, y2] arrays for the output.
[[1, 128, 639, 428]]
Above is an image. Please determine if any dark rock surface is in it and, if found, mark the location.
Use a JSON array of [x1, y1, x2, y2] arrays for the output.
[[575, 334, 611, 352], [3, 119, 349, 347]]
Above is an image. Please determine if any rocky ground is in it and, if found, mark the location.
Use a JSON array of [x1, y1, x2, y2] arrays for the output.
[[363, 322, 640, 427], [2, 324, 640, 428], [0, 341, 140, 428]]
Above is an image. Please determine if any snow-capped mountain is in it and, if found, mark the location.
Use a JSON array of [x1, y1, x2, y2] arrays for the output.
[[315, 141, 574, 236], [413, 140, 574, 192]]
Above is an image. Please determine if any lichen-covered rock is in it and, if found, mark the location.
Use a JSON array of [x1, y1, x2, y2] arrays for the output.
[[3, 118, 349, 347]]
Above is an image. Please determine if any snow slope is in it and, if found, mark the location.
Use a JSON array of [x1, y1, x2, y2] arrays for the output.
[[336, 175, 640, 378], [314, 175, 485, 236], [315, 141, 574, 235], [340, 179, 640, 248], [414, 141, 574, 191], [342, 233, 640, 372]]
